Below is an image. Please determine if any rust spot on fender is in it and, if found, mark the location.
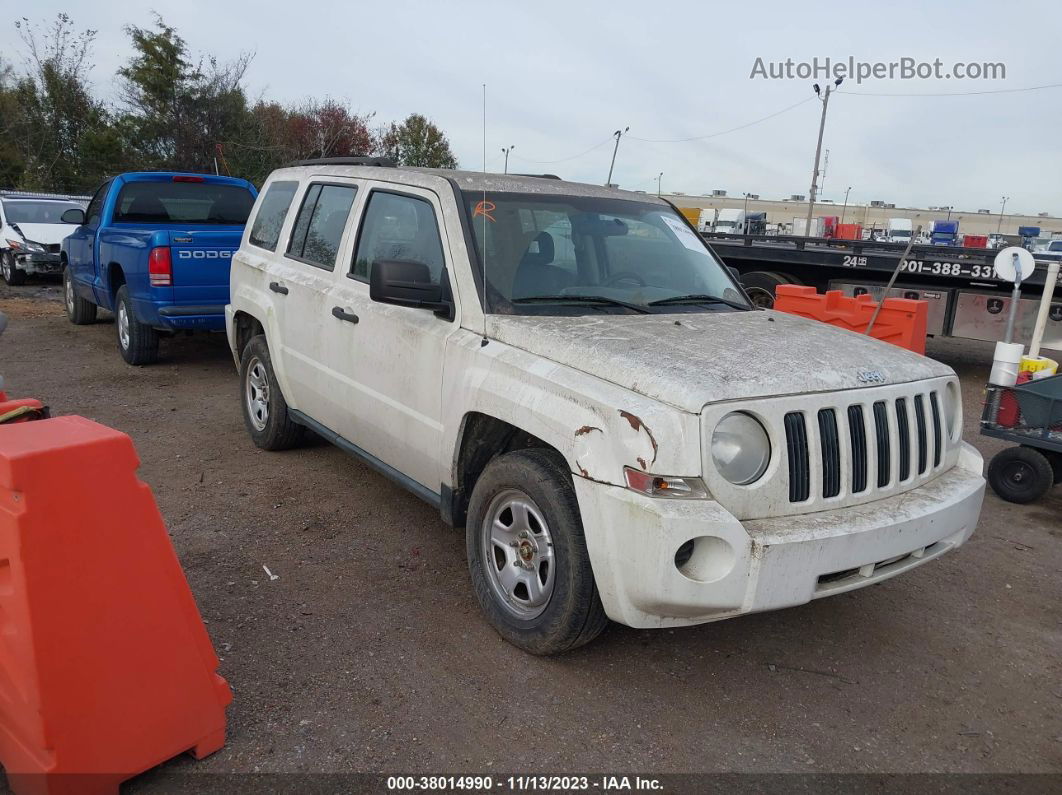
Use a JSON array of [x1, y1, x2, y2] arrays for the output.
[[618, 410, 658, 464], [574, 425, 602, 436]]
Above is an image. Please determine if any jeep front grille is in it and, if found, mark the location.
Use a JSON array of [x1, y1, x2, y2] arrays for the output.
[[784, 388, 945, 503]]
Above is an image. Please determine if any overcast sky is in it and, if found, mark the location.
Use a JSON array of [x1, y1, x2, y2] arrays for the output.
[[4, 0, 1060, 213]]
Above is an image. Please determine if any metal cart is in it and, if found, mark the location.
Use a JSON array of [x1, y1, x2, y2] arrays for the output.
[[981, 373, 1062, 503]]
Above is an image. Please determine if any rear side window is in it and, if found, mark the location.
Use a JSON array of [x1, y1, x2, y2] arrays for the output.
[[248, 181, 298, 251], [286, 184, 357, 270], [351, 192, 445, 283], [113, 181, 254, 225]]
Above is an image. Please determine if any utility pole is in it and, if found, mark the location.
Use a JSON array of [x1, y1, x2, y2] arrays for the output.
[[996, 195, 1009, 234], [501, 145, 515, 174], [742, 192, 750, 217], [656, 172, 663, 196], [946, 205, 953, 221], [805, 78, 842, 236], [840, 186, 851, 226], [606, 126, 629, 186]]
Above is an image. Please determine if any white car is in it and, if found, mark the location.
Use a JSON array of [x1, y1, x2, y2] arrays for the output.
[[0, 193, 88, 285], [226, 159, 986, 654]]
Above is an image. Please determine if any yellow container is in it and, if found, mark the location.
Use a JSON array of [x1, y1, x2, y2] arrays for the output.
[[1019, 355, 1059, 376]]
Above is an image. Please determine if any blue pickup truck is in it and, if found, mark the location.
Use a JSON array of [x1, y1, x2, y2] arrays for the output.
[[61, 172, 257, 364]]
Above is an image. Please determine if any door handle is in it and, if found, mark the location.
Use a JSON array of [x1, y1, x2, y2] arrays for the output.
[[331, 306, 359, 324], [269, 281, 288, 295]]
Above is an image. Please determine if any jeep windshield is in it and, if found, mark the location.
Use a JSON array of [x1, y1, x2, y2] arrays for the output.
[[461, 191, 750, 315]]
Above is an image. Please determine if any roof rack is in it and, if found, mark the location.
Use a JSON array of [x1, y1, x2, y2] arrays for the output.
[[291, 156, 397, 168], [511, 173, 561, 180]]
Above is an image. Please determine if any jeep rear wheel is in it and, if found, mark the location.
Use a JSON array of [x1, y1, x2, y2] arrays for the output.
[[63, 266, 97, 324], [1, 251, 26, 286], [239, 334, 305, 450], [466, 448, 608, 655]]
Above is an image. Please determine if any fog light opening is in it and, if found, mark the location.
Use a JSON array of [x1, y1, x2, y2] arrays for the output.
[[675, 536, 737, 584], [674, 539, 695, 569]]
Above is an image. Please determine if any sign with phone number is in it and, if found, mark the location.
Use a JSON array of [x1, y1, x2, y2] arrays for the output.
[[842, 254, 997, 280]]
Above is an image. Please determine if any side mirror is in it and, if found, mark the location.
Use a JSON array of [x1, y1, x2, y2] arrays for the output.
[[728, 266, 740, 281], [369, 260, 448, 314], [62, 208, 86, 225]]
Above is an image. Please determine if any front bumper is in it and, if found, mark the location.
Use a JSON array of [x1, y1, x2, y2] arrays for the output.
[[15, 252, 62, 275], [573, 442, 985, 629]]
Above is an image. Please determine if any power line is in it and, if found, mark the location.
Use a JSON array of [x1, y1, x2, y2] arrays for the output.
[[839, 82, 1062, 97], [510, 136, 614, 165], [626, 97, 814, 143]]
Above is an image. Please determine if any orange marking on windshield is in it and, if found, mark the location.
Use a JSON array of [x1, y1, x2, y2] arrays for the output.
[[473, 200, 496, 222]]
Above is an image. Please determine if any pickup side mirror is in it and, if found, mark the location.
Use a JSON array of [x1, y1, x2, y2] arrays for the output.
[[369, 260, 452, 319], [728, 266, 740, 281], [62, 208, 86, 225]]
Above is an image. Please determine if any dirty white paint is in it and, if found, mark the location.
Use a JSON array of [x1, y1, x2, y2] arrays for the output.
[[227, 164, 987, 630]]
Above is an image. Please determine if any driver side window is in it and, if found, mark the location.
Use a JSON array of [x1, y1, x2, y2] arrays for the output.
[[350, 192, 445, 284], [85, 181, 110, 227]]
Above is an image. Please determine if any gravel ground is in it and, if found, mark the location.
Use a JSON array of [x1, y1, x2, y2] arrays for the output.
[[0, 280, 1059, 785]]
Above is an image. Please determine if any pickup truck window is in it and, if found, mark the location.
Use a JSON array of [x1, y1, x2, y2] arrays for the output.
[[85, 181, 111, 226], [113, 181, 254, 225], [351, 191, 445, 284], [286, 183, 357, 271], [462, 192, 748, 314], [248, 181, 299, 252]]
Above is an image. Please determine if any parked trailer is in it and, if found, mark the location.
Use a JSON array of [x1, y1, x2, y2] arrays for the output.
[[703, 232, 1062, 351]]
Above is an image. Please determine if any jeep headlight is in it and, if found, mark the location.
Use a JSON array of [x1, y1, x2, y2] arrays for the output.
[[711, 412, 771, 485]]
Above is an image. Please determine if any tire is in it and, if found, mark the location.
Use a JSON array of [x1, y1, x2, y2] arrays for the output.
[[739, 271, 796, 309], [238, 334, 305, 450], [987, 446, 1054, 504], [114, 284, 159, 365], [1, 251, 26, 286], [63, 266, 97, 325], [465, 448, 608, 655]]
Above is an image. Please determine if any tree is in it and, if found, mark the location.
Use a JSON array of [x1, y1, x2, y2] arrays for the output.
[[377, 114, 457, 168], [117, 14, 254, 173], [7, 14, 120, 192]]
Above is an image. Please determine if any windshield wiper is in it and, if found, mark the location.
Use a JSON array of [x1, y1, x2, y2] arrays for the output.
[[512, 295, 650, 314], [647, 293, 750, 311]]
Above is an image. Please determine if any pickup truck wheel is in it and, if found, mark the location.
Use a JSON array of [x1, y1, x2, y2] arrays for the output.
[[987, 445, 1054, 504], [239, 335, 305, 450], [63, 267, 97, 324], [115, 285, 159, 365], [1, 251, 26, 286], [466, 448, 608, 655]]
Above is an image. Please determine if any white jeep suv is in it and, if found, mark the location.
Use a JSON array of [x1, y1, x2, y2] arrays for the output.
[[226, 158, 985, 654]]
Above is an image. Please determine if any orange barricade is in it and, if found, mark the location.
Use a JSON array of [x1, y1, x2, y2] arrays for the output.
[[774, 285, 928, 355], [0, 415, 231, 794]]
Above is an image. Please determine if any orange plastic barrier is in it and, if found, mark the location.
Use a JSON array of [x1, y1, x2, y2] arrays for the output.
[[774, 285, 928, 355], [0, 416, 231, 794]]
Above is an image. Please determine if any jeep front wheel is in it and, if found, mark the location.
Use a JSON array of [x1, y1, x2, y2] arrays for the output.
[[466, 448, 608, 655]]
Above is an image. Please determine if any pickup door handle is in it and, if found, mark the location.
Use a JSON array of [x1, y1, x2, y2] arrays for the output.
[[269, 281, 288, 295], [331, 306, 359, 324]]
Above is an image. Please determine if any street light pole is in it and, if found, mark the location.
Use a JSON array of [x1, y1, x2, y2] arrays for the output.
[[805, 78, 842, 236], [501, 145, 515, 174], [996, 195, 1009, 234], [840, 186, 851, 226], [605, 126, 629, 186], [656, 172, 663, 197], [946, 205, 953, 221]]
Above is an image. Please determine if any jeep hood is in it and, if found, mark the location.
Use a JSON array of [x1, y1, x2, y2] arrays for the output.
[[486, 310, 952, 413]]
